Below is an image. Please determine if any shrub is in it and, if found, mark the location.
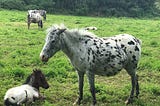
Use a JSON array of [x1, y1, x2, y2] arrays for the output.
[[0, 0, 25, 10]]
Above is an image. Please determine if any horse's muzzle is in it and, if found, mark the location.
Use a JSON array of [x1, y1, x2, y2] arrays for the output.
[[45, 84, 49, 89], [40, 54, 49, 62]]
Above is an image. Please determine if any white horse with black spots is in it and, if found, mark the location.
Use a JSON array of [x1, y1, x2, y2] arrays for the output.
[[27, 11, 43, 29], [28, 10, 47, 20], [40, 24, 141, 105]]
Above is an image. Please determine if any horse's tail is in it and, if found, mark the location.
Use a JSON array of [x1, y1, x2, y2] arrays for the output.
[[135, 37, 142, 46], [38, 20, 43, 28], [137, 39, 142, 46], [84, 27, 97, 30]]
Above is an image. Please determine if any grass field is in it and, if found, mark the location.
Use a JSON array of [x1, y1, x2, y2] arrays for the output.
[[0, 9, 160, 106]]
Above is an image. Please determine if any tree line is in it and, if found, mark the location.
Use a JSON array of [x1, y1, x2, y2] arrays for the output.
[[0, 0, 160, 17]]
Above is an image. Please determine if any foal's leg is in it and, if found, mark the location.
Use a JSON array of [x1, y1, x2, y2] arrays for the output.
[[73, 71, 84, 105], [86, 71, 96, 105]]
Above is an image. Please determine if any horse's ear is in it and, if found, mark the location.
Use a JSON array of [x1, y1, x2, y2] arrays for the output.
[[33, 69, 37, 73], [57, 28, 66, 35]]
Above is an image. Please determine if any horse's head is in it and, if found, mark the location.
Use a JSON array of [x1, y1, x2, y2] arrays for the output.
[[32, 69, 49, 89], [40, 24, 66, 62]]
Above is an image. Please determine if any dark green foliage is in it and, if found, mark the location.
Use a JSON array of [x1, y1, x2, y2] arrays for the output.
[[0, 0, 25, 10], [0, 0, 159, 17]]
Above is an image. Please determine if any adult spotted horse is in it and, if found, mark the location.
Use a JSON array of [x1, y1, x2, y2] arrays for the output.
[[40, 24, 141, 105], [27, 10, 43, 29], [28, 10, 47, 20]]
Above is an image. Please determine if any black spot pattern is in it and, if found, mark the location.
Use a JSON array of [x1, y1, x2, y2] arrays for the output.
[[121, 44, 125, 48], [132, 55, 136, 61], [111, 55, 116, 59], [88, 56, 90, 61], [85, 35, 93, 39], [11, 97, 15, 100], [97, 50, 100, 54], [85, 39, 90, 44], [88, 49, 91, 55], [123, 47, 127, 54], [128, 41, 135, 45], [93, 42, 97, 45], [135, 46, 139, 51], [105, 42, 110, 46]]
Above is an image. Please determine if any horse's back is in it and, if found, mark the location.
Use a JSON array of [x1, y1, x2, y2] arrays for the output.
[[4, 86, 26, 103], [88, 34, 141, 75], [113, 34, 141, 70], [4, 85, 38, 104], [28, 12, 42, 21], [114, 34, 141, 60]]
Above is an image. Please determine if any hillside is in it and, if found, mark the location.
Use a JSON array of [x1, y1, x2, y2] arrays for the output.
[[0, 10, 160, 105]]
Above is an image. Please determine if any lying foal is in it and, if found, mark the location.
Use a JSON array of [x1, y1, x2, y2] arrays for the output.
[[4, 69, 49, 106]]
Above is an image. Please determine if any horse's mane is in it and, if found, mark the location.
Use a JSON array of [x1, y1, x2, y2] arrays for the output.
[[47, 24, 97, 39], [46, 24, 67, 34], [23, 74, 32, 84], [68, 29, 97, 38]]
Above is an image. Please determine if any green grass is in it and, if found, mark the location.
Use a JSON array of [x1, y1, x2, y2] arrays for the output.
[[0, 9, 160, 106]]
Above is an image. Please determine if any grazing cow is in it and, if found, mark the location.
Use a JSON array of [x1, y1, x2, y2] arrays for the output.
[[4, 69, 49, 106], [40, 24, 141, 105]]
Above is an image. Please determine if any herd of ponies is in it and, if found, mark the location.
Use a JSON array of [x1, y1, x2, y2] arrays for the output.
[[3, 9, 142, 106]]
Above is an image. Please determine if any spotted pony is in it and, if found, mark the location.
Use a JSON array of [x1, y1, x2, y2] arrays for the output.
[[40, 24, 141, 105], [27, 11, 43, 29]]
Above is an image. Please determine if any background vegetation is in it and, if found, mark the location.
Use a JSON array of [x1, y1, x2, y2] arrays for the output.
[[1, 0, 160, 17], [0, 9, 160, 105]]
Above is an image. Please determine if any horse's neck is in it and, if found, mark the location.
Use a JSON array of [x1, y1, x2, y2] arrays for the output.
[[27, 76, 39, 90], [61, 31, 82, 58]]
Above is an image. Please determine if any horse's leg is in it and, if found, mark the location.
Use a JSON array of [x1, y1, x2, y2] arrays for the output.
[[125, 71, 136, 105], [27, 15, 30, 29], [135, 74, 139, 98], [28, 22, 30, 29], [38, 22, 40, 29], [40, 20, 43, 28], [86, 71, 96, 105], [73, 71, 84, 105]]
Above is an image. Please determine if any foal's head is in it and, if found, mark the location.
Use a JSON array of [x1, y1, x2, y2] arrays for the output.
[[25, 69, 49, 90]]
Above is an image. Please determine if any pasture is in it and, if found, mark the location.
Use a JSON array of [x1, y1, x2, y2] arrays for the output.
[[0, 9, 160, 106]]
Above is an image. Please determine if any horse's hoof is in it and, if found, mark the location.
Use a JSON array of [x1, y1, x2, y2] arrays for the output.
[[92, 100, 97, 106], [135, 95, 139, 99], [73, 98, 81, 106], [90, 103, 96, 106], [125, 98, 133, 105], [125, 100, 129, 105]]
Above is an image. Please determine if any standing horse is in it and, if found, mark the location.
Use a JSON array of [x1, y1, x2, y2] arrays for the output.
[[40, 24, 141, 105], [28, 10, 47, 20], [27, 12, 43, 29], [4, 69, 49, 106]]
